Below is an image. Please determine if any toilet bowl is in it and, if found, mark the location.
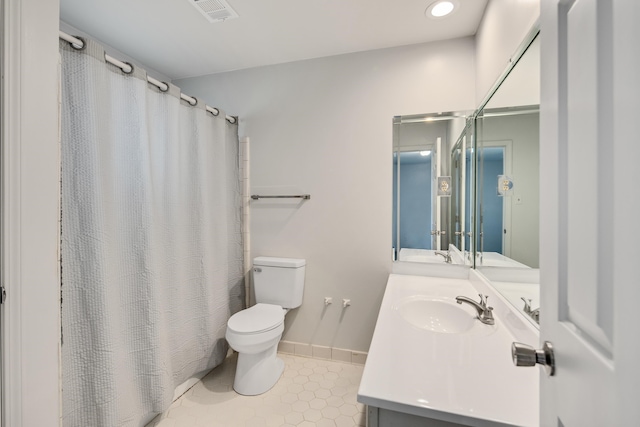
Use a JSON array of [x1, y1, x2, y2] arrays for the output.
[[225, 256, 306, 396], [225, 303, 286, 395]]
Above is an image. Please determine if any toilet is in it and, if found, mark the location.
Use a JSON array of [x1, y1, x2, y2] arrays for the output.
[[226, 256, 306, 395]]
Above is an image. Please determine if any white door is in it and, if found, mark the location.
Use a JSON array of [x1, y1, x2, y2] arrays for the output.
[[539, 0, 640, 425]]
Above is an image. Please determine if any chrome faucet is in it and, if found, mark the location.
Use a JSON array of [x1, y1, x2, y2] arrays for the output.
[[455, 293, 495, 325], [464, 250, 483, 264], [521, 297, 540, 324], [434, 250, 452, 263]]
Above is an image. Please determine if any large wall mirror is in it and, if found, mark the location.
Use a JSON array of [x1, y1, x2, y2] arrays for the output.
[[390, 30, 541, 327], [392, 112, 472, 265], [475, 31, 540, 326]]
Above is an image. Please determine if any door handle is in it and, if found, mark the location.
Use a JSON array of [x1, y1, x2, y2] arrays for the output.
[[511, 341, 555, 376]]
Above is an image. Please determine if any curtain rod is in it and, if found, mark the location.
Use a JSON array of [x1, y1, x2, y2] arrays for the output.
[[59, 31, 237, 125]]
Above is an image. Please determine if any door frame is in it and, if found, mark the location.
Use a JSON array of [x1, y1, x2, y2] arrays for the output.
[[477, 139, 513, 256], [1, 0, 61, 425]]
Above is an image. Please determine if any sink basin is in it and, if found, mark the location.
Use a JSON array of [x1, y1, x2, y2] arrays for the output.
[[393, 296, 476, 334]]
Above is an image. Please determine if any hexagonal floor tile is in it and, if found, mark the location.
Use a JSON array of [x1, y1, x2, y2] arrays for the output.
[[145, 352, 365, 427]]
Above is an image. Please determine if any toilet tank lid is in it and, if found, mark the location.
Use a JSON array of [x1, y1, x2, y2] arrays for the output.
[[254, 257, 306, 268]]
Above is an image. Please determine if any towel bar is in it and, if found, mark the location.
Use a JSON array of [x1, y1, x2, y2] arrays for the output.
[[250, 194, 310, 200]]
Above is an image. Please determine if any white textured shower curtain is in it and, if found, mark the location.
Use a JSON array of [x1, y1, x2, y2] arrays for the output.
[[60, 39, 244, 426]]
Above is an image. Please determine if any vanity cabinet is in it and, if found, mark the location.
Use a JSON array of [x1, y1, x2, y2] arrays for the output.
[[357, 274, 538, 427], [367, 406, 473, 427]]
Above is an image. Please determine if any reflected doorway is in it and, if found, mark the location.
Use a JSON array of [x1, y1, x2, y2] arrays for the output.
[[480, 146, 505, 254], [393, 150, 432, 253]]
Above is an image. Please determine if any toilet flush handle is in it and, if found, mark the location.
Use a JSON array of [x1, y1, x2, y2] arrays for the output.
[[254, 267, 262, 273]]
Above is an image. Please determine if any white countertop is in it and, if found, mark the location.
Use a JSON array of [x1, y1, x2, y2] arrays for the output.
[[358, 274, 539, 427], [478, 252, 530, 268], [398, 248, 449, 264], [491, 281, 540, 318]]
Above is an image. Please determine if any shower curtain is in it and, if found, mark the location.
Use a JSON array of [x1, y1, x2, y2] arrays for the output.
[[59, 39, 244, 426]]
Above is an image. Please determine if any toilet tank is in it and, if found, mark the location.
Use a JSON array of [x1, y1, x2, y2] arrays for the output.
[[253, 257, 306, 309]]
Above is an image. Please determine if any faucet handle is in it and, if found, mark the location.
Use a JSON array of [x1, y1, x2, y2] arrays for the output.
[[478, 294, 488, 307], [478, 295, 495, 324], [483, 305, 495, 323], [520, 297, 532, 313], [529, 307, 540, 323]]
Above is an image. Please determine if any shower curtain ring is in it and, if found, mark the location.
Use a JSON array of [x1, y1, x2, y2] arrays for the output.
[[122, 62, 134, 75], [70, 36, 86, 51]]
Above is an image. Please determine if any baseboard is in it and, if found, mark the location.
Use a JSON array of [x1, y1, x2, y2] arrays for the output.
[[277, 341, 368, 365]]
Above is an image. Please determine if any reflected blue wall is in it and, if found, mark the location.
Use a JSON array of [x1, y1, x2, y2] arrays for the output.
[[393, 152, 432, 251], [481, 147, 504, 253]]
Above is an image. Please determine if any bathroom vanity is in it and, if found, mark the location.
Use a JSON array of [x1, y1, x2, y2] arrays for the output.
[[371, 23, 543, 426], [357, 273, 539, 427]]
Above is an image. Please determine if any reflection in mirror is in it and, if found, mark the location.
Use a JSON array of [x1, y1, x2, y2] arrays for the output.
[[450, 119, 475, 265], [451, 142, 464, 250], [475, 31, 540, 326], [392, 113, 471, 265], [476, 106, 539, 268]]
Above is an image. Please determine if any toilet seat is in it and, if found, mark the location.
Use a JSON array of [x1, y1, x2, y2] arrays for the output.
[[228, 303, 284, 335]]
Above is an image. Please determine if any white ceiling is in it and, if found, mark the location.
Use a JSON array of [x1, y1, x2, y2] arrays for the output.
[[60, 0, 488, 80]]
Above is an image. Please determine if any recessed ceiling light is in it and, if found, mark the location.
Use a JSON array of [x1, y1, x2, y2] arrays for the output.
[[426, 1, 458, 19]]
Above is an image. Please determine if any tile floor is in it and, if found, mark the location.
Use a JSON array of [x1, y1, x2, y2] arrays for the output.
[[147, 352, 366, 427]]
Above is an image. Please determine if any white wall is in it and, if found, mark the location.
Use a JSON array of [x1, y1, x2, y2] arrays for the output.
[[475, 0, 540, 104], [176, 38, 476, 351], [447, 117, 468, 153], [397, 121, 448, 151], [485, 35, 540, 109], [2, 0, 61, 425]]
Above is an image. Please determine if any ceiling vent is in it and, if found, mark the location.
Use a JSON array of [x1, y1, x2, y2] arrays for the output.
[[189, 0, 239, 23]]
